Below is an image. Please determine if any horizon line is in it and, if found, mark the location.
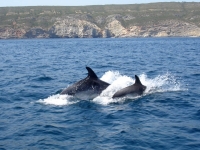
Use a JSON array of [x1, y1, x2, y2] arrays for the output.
[[0, 1, 199, 8]]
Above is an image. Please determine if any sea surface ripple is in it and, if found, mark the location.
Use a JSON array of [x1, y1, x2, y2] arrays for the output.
[[0, 38, 200, 149]]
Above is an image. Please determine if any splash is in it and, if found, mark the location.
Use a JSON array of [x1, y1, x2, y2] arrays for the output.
[[93, 71, 183, 105], [37, 94, 76, 106], [37, 71, 183, 106], [142, 72, 182, 94]]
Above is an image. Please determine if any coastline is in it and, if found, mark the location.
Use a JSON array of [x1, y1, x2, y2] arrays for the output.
[[1, 2, 200, 39]]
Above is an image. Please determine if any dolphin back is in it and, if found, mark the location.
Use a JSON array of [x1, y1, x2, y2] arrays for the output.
[[60, 67, 110, 98], [112, 85, 133, 98], [112, 75, 146, 98], [135, 75, 142, 84], [86, 67, 98, 79]]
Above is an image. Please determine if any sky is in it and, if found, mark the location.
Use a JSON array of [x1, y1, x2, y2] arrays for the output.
[[0, 0, 200, 7]]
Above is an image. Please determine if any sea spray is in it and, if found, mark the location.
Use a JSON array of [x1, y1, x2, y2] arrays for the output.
[[38, 71, 183, 106], [94, 71, 183, 105], [38, 94, 75, 106]]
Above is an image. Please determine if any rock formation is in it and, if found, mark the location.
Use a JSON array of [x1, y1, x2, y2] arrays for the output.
[[0, 3, 200, 39]]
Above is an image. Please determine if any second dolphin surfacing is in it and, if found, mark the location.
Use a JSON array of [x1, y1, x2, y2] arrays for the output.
[[60, 67, 110, 99], [112, 75, 146, 98]]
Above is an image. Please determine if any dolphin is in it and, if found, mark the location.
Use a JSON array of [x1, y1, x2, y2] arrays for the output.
[[112, 75, 146, 98], [60, 67, 110, 99]]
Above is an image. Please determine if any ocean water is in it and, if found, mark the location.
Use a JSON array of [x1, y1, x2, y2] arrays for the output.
[[0, 38, 200, 149]]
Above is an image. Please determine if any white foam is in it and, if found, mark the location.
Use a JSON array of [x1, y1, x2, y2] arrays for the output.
[[100, 71, 121, 84], [93, 71, 183, 105], [93, 71, 135, 105], [38, 71, 184, 106], [37, 94, 76, 106], [142, 72, 182, 94]]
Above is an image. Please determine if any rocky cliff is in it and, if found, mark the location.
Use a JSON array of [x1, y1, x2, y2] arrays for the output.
[[0, 2, 200, 39]]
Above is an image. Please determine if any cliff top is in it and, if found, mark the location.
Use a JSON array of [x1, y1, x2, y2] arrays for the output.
[[1, 2, 200, 29]]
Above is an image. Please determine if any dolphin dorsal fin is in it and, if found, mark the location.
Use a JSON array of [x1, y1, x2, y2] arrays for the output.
[[135, 75, 142, 85], [86, 67, 98, 79]]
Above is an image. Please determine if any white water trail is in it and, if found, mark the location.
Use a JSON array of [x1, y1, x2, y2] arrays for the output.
[[37, 71, 184, 106], [37, 94, 76, 106], [93, 71, 183, 105]]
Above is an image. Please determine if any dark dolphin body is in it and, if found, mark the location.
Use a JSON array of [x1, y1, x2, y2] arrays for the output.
[[60, 67, 110, 99], [112, 75, 146, 98]]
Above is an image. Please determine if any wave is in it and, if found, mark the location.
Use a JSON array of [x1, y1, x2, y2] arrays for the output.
[[33, 76, 54, 82], [37, 71, 184, 106]]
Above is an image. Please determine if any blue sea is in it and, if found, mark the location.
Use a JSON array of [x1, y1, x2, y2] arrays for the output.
[[0, 38, 200, 149]]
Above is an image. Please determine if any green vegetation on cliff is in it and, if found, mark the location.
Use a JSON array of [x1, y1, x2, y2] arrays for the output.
[[1, 2, 200, 39], [0, 2, 200, 29]]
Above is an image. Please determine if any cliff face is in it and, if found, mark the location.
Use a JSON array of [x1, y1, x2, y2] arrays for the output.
[[49, 17, 102, 38], [1, 18, 200, 39], [1, 3, 200, 39]]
